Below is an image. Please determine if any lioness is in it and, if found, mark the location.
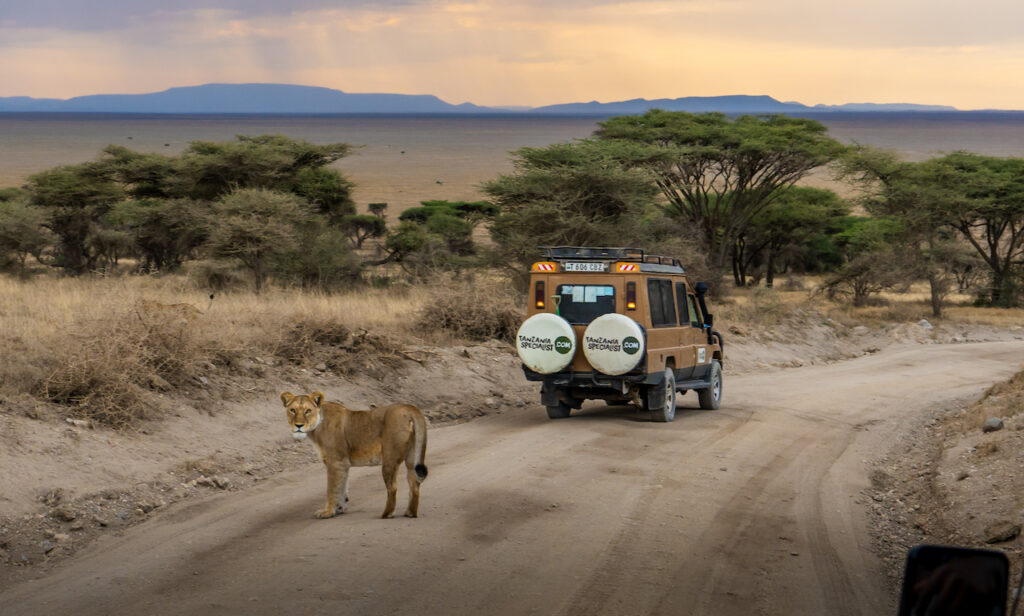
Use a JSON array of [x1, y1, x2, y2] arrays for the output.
[[280, 391, 428, 519]]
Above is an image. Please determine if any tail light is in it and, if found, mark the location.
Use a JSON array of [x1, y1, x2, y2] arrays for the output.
[[626, 281, 636, 310], [535, 281, 545, 309]]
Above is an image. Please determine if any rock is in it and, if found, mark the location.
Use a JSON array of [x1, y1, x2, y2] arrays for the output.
[[956, 471, 969, 481], [52, 506, 76, 522], [982, 417, 1005, 433], [40, 540, 55, 554], [64, 418, 93, 429], [41, 488, 65, 507], [213, 477, 231, 490], [852, 325, 870, 335], [196, 376, 209, 386], [484, 397, 499, 408], [314, 363, 328, 372], [727, 325, 746, 336], [53, 533, 71, 544], [138, 501, 160, 513], [916, 319, 933, 330], [202, 361, 217, 371], [196, 475, 215, 487], [69, 520, 85, 531], [984, 521, 1021, 544]]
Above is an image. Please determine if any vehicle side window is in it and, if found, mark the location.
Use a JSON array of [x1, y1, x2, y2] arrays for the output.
[[687, 295, 702, 328], [647, 278, 677, 328], [675, 282, 689, 325]]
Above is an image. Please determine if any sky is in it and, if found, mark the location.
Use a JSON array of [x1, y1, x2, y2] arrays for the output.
[[2, 0, 1024, 109]]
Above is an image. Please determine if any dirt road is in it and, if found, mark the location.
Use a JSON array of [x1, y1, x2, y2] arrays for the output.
[[4, 341, 1023, 616]]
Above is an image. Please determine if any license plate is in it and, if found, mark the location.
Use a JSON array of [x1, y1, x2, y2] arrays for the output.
[[563, 262, 607, 272]]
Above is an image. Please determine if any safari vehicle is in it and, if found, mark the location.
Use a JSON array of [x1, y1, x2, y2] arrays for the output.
[[516, 246, 723, 422]]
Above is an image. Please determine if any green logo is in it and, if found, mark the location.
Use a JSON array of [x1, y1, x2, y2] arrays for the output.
[[554, 336, 573, 355], [622, 336, 640, 355]]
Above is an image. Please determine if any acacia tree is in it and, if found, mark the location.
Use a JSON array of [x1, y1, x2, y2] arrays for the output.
[[595, 111, 846, 274], [205, 188, 315, 293], [0, 196, 54, 276], [926, 153, 1024, 307], [735, 187, 849, 287], [27, 162, 123, 274], [483, 139, 660, 287], [822, 216, 905, 307]]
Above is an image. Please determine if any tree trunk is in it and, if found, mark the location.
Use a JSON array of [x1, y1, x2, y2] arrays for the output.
[[928, 273, 943, 318], [765, 247, 775, 289]]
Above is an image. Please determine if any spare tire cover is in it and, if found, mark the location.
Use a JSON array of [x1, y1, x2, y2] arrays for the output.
[[582, 314, 645, 375], [516, 313, 576, 374]]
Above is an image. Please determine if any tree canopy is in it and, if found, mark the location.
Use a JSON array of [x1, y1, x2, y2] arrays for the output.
[[595, 110, 847, 271]]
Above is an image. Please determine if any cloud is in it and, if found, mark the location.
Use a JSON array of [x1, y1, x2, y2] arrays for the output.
[[2, 0, 1024, 108], [0, 0, 416, 31]]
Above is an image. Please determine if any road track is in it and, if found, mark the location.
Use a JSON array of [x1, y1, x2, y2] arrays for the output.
[[4, 341, 1023, 616]]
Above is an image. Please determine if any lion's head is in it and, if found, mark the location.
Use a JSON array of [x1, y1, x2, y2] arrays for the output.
[[280, 391, 325, 440]]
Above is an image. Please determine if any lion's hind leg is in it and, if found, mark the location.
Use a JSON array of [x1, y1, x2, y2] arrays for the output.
[[381, 461, 399, 519], [404, 464, 421, 518]]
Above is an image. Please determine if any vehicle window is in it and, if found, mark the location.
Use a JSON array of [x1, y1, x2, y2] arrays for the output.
[[675, 282, 690, 325], [687, 295, 702, 328], [555, 285, 616, 325], [647, 279, 677, 328]]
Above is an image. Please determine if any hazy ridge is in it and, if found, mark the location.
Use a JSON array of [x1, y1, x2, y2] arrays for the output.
[[0, 83, 981, 115]]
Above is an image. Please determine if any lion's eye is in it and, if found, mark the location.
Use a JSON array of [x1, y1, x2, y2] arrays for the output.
[[304, 409, 311, 416]]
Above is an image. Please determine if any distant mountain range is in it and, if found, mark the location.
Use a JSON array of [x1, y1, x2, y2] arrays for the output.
[[0, 83, 969, 115]]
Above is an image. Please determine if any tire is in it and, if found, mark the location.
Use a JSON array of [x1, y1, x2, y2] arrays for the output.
[[698, 360, 723, 410], [545, 401, 572, 419], [516, 313, 576, 374], [581, 313, 645, 376], [650, 368, 677, 423]]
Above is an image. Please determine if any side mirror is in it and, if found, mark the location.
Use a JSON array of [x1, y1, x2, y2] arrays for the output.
[[898, 545, 1010, 615], [704, 314, 713, 328]]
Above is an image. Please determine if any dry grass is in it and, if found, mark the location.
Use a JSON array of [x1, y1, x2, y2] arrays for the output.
[[415, 278, 524, 344], [2, 271, 1020, 427], [0, 276, 436, 427]]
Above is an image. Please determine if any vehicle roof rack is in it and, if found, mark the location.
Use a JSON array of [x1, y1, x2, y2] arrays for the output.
[[538, 246, 685, 273], [540, 246, 644, 260]]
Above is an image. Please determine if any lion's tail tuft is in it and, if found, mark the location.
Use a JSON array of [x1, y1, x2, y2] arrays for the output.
[[410, 411, 428, 483]]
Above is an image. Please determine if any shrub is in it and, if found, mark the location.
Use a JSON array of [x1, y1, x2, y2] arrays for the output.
[[37, 306, 202, 428], [416, 283, 523, 343]]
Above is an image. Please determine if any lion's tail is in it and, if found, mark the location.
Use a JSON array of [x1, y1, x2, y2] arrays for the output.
[[410, 413, 428, 482]]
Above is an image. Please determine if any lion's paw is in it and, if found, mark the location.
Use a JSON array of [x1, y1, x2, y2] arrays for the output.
[[315, 508, 337, 519]]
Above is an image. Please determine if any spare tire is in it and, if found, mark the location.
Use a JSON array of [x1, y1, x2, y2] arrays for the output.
[[516, 313, 576, 374], [582, 314, 645, 375]]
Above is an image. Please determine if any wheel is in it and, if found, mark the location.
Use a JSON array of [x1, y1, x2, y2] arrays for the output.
[[545, 401, 572, 419], [698, 360, 723, 410], [650, 367, 677, 423]]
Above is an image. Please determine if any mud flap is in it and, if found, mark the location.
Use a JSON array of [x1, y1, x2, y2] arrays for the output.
[[645, 374, 667, 410], [540, 383, 573, 407]]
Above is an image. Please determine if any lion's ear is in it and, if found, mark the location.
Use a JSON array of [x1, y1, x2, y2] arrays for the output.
[[311, 391, 325, 407], [280, 392, 295, 406]]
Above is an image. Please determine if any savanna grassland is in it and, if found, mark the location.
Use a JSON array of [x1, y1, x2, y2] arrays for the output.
[[2, 112, 1024, 599]]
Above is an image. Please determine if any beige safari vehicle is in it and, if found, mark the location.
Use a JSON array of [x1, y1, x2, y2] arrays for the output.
[[516, 247, 723, 422]]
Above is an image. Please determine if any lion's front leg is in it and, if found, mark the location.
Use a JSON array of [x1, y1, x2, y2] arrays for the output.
[[317, 463, 348, 519]]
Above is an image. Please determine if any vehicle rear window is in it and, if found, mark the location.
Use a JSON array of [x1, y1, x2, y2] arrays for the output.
[[555, 285, 616, 325]]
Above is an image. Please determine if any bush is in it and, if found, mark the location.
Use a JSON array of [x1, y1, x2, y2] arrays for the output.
[[416, 283, 524, 343], [37, 306, 202, 428]]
